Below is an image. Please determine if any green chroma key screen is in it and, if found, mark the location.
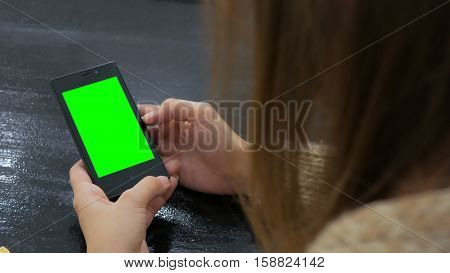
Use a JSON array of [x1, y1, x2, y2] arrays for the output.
[[62, 76, 154, 178]]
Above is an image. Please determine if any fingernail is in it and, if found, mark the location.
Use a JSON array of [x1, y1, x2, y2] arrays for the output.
[[157, 176, 170, 183], [171, 175, 179, 182], [143, 110, 157, 121]]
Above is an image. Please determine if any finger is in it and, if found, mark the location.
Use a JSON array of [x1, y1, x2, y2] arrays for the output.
[[147, 196, 165, 215], [162, 176, 179, 201], [147, 176, 178, 213], [171, 99, 196, 122], [158, 120, 186, 142], [140, 240, 149, 253], [156, 120, 196, 156], [147, 126, 159, 145], [142, 99, 195, 125], [141, 109, 161, 125], [70, 160, 110, 207], [137, 104, 159, 117], [69, 160, 93, 197], [163, 158, 181, 177], [155, 122, 181, 156], [118, 176, 170, 208]]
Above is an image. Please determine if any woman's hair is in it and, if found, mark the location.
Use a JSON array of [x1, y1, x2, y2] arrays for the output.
[[210, 0, 450, 251]]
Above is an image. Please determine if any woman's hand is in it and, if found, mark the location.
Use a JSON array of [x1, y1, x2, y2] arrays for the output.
[[69, 160, 178, 253], [139, 99, 250, 195]]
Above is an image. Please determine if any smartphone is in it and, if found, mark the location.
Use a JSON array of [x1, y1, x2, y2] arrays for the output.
[[51, 62, 167, 198]]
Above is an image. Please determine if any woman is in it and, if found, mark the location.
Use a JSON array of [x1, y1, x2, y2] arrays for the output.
[[70, 0, 450, 252]]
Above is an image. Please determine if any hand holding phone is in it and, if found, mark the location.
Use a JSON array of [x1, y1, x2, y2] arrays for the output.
[[70, 160, 178, 252], [51, 62, 168, 197]]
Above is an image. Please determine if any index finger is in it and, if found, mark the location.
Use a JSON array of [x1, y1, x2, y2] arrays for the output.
[[142, 99, 195, 125], [138, 104, 160, 117]]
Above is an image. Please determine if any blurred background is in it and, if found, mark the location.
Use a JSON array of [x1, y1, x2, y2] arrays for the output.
[[0, 0, 256, 252]]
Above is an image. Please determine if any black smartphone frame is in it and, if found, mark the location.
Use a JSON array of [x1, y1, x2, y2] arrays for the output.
[[51, 62, 167, 198]]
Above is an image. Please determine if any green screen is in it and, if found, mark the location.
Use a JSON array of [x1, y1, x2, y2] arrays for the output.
[[63, 76, 154, 178]]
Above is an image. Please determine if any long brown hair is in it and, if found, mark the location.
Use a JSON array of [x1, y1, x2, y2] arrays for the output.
[[210, 0, 450, 251]]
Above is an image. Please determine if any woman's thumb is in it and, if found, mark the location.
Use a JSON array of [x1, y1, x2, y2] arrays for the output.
[[118, 176, 170, 208]]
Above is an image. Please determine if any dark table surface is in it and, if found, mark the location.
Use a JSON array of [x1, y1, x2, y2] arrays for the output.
[[0, 0, 256, 252]]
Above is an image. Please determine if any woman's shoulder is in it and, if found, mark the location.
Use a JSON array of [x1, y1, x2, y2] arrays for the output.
[[307, 187, 450, 252]]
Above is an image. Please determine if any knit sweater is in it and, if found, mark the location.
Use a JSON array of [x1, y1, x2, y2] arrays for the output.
[[297, 144, 450, 252], [308, 187, 450, 252]]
